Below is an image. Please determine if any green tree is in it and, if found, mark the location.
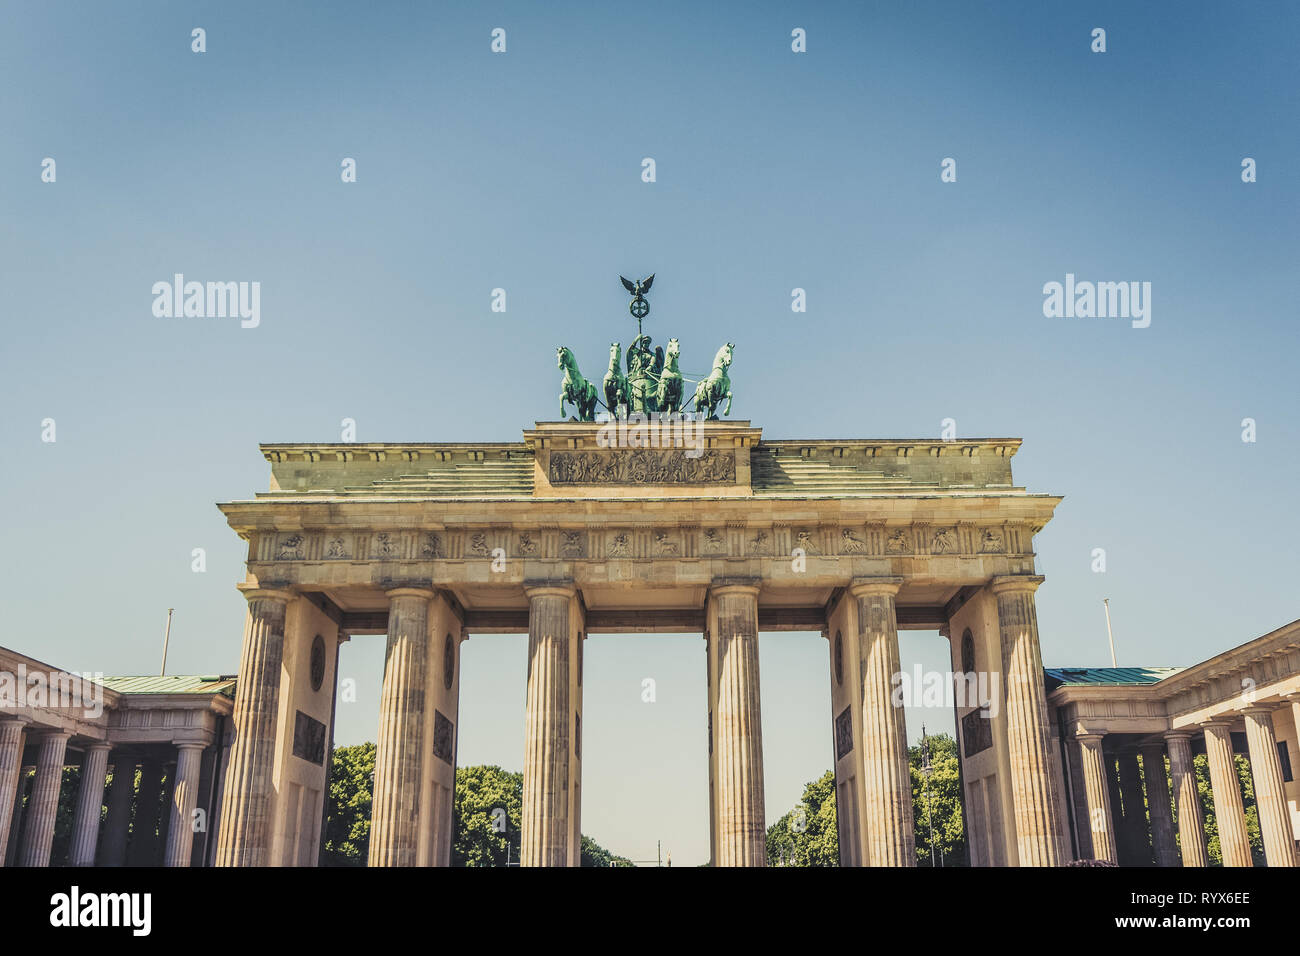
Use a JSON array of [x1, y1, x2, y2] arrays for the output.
[[910, 732, 967, 866], [321, 742, 375, 866], [1195, 751, 1265, 866], [453, 764, 523, 866], [766, 770, 839, 866]]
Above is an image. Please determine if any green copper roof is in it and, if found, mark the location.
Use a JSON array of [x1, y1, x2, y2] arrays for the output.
[[1044, 666, 1183, 689], [97, 675, 237, 696]]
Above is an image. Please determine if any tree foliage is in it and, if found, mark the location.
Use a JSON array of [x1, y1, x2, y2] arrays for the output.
[[766, 732, 967, 866], [321, 751, 629, 866]]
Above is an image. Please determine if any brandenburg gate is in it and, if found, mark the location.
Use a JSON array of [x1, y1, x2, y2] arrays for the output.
[[213, 417, 1068, 867]]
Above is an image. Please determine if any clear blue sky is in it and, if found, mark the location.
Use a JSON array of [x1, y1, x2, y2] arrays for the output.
[[2, 2, 1296, 866]]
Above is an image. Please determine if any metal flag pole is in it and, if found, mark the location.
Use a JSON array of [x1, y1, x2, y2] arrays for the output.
[[160, 607, 174, 676], [1103, 598, 1118, 667]]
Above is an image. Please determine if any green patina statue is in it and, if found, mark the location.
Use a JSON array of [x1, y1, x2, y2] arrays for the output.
[[557, 346, 599, 421], [692, 342, 734, 419], [554, 276, 735, 421]]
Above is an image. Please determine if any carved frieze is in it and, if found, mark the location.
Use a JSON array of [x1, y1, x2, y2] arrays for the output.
[[839, 528, 868, 554], [549, 448, 736, 485]]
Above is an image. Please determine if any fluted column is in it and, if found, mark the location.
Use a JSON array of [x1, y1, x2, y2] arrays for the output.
[[68, 743, 111, 867], [709, 583, 766, 866], [523, 585, 577, 866], [1164, 732, 1207, 867], [216, 587, 292, 867], [99, 755, 136, 866], [164, 743, 206, 867], [1139, 743, 1179, 867], [852, 578, 914, 866], [1202, 720, 1252, 867], [1241, 705, 1297, 868], [991, 575, 1065, 866], [0, 719, 27, 866], [369, 587, 432, 867], [18, 732, 69, 867], [1076, 732, 1117, 863]]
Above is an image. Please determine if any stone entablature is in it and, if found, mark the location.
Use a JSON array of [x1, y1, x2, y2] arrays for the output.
[[255, 423, 1026, 499], [1048, 619, 1300, 734]]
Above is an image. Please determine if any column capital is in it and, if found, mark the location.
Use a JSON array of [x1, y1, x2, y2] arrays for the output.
[[848, 576, 903, 598], [385, 586, 436, 601], [236, 584, 296, 604], [171, 740, 207, 753], [989, 574, 1045, 596], [1237, 702, 1279, 717], [84, 741, 112, 754], [1200, 717, 1235, 731], [0, 717, 30, 729], [524, 581, 577, 600], [1163, 729, 1195, 742], [1074, 728, 1107, 743], [708, 579, 760, 600]]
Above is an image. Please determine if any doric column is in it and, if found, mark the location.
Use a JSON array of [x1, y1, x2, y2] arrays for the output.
[[68, 743, 111, 867], [1075, 732, 1117, 863], [1202, 720, 1252, 867], [164, 743, 206, 867], [1139, 743, 1179, 867], [1164, 732, 1207, 867], [99, 755, 137, 866], [216, 587, 292, 867], [1241, 705, 1297, 868], [1116, 751, 1152, 864], [18, 732, 70, 867], [708, 582, 765, 866], [0, 719, 27, 865], [523, 584, 579, 866], [369, 587, 432, 867], [990, 575, 1065, 866], [852, 577, 914, 866]]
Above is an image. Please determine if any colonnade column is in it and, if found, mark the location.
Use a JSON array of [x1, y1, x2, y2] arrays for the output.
[[1202, 720, 1252, 867], [707, 582, 766, 866], [164, 743, 206, 867], [852, 578, 914, 866], [216, 587, 293, 867], [1241, 705, 1297, 867], [369, 587, 433, 867], [1139, 742, 1179, 867], [0, 719, 26, 865], [990, 575, 1065, 866], [18, 732, 70, 867], [1075, 732, 1117, 863], [1164, 732, 1207, 867], [522, 583, 581, 866], [68, 743, 111, 867]]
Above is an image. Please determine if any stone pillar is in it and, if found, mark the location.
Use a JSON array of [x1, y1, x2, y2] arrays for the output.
[[1241, 705, 1297, 868], [852, 578, 914, 867], [99, 755, 136, 867], [1139, 743, 1179, 867], [18, 732, 70, 867], [522, 584, 580, 867], [1116, 751, 1152, 864], [990, 575, 1065, 866], [708, 582, 765, 866], [0, 719, 27, 866], [216, 587, 292, 867], [68, 743, 111, 867], [1075, 733, 1117, 863], [369, 587, 432, 867], [1164, 732, 1207, 867], [1202, 720, 1252, 867], [164, 743, 206, 867]]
